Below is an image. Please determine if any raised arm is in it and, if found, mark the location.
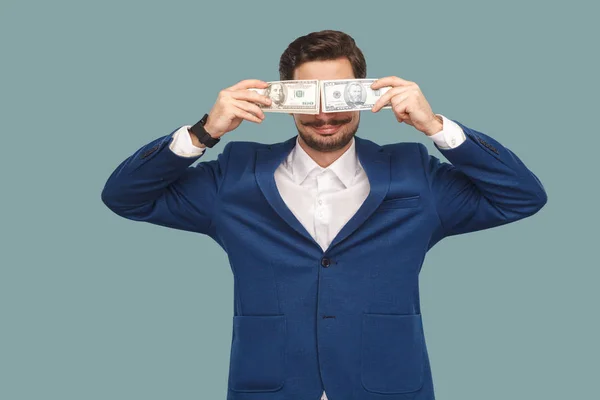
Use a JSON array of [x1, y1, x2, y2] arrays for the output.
[[421, 119, 547, 238]]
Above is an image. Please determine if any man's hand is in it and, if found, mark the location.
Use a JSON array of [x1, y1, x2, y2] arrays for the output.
[[202, 79, 273, 139], [370, 76, 443, 136]]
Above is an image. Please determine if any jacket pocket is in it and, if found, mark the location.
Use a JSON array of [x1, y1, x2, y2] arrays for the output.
[[376, 195, 421, 211], [360, 313, 425, 394], [228, 314, 286, 392]]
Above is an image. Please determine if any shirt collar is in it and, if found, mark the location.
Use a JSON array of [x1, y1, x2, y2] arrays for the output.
[[286, 136, 360, 188]]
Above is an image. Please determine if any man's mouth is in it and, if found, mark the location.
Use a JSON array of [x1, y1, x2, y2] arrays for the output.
[[304, 118, 351, 135], [311, 124, 342, 134]]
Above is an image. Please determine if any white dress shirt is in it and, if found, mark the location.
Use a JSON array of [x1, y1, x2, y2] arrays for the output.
[[168, 114, 465, 400]]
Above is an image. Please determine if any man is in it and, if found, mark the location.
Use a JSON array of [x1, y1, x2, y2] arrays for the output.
[[101, 30, 547, 400], [264, 82, 286, 108], [345, 81, 365, 107]]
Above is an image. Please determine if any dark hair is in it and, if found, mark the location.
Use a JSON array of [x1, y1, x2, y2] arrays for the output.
[[279, 30, 366, 81]]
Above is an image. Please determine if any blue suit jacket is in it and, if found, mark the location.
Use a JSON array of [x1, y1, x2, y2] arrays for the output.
[[102, 119, 547, 400]]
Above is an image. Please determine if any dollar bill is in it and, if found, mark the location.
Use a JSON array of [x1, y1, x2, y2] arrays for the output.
[[248, 80, 320, 114], [321, 79, 392, 113]]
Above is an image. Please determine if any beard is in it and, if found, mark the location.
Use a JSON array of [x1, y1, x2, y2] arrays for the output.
[[294, 115, 360, 153]]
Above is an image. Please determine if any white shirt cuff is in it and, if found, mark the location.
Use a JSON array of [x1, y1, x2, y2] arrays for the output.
[[168, 125, 206, 157], [428, 114, 466, 149]]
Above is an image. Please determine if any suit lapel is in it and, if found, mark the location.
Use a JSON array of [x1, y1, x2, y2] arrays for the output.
[[329, 136, 391, 250], [255, 136, 315, 246], [255, 135, 391, 252]]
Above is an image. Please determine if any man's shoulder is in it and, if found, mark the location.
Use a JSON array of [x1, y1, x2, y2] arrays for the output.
[[357, 136, 422, 156], [354, 136, 427, 169], [227, 139, 268, 150], [379, 141, 436, 171], [219, 137, 295, 160], [227, 137, 292, 151], [380, 141, 423, 153]]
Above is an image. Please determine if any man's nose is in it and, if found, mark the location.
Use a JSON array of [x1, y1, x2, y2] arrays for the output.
[[315, 102, 333, 120]]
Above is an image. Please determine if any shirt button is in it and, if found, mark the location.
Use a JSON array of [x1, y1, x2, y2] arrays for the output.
[[321, 257, 331, 267], [318, 199, 322, 205]]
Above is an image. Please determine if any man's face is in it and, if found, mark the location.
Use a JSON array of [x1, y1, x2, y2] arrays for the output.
[[348, 85, 362, 102], [292, 57, 360, 153], [270, 83, 284, 104]]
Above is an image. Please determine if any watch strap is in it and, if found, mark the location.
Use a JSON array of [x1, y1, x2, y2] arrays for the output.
[[189, 114, 220, 148]]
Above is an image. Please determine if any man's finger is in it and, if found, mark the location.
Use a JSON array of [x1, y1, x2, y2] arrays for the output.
[[233, 99, 266, 120], [231, 90, 272, 106], [228, 79, 269, 91], [372, 86, 410, 112], [392, 97, 410, 117], [232, 108, 263, 124], [371, 76, 412, 90]]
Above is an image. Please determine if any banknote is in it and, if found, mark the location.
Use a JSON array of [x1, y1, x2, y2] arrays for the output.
[[248, 80, 320, 114], [321, 79, 392, 113]]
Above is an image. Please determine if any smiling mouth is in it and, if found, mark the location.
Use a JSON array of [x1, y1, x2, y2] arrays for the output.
[[310, 124, 344, 134], [304, 118, 351, 134]]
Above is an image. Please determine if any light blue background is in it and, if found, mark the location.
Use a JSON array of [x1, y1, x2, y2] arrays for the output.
[[1, 1, 598, 399]]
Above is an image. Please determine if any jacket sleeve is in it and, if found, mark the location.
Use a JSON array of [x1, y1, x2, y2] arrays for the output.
[[100, 127, 233, 236], [419, 119, 547, 239]]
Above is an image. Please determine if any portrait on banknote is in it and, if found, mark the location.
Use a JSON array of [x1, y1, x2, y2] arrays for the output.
[[344, 82, 366, 107], [264, 82, 287, 109]]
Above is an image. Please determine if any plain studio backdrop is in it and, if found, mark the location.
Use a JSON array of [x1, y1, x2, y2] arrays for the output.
[[1, 1, 598, 399]]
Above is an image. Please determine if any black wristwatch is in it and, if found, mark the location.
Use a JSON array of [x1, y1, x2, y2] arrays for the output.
[[189, 113, 220, 148]]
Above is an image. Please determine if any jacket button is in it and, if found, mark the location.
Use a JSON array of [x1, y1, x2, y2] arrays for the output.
[[321, 257, 331, 268]]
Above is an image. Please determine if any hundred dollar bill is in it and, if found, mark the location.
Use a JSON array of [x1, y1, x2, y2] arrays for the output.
[[248, 80, 320, 114], [321, 79, 392, 113]]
